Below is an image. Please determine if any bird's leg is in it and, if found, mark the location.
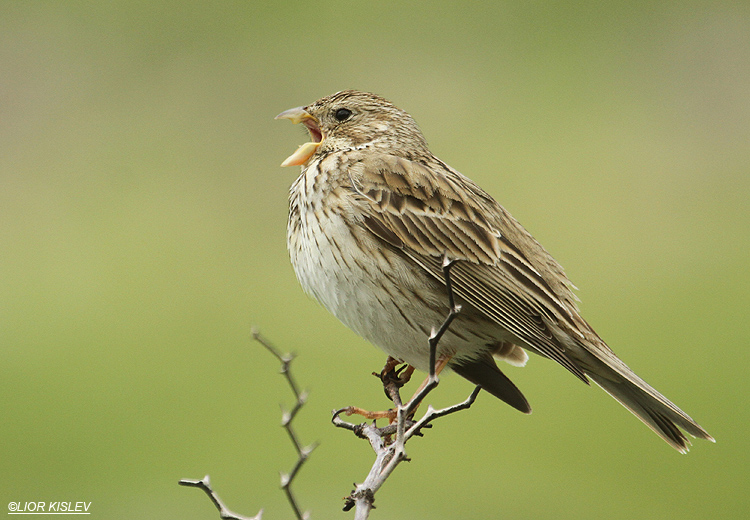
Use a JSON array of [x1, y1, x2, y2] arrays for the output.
[[344, 356, 451, 421], [342, 357, 450, 422], [373, 356, 413, 386], [374, 357, 415, 390], [344, 358, 417, 422], [341, 406, 397, 421]]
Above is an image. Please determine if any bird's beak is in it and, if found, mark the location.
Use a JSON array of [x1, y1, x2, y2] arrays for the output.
[[275, 106, 324, 167]]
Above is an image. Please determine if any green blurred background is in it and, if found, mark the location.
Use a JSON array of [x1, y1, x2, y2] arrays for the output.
[[2, 1, 748, 518]]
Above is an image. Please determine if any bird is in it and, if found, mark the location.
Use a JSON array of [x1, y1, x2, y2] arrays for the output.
[[276, 89, 713, 453]]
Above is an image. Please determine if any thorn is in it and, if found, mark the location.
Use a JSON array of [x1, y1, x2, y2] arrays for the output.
[[302, 443, 319, 456]]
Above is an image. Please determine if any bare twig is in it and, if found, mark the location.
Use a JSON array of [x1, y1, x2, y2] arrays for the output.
[[428, 257, 461, 378], [180, 330, 316, 520], [181, 255, 476, 519], [178, 475, 262, 520], [334, 255, 481, 518], [253, 330, 317, 520]]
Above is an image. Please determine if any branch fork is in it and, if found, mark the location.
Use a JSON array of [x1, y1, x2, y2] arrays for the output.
[[181, 255, 480, 519], [333, 256, 481, 518]]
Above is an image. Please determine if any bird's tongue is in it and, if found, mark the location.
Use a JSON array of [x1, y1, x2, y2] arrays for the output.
[[280, 141, 321, 167]]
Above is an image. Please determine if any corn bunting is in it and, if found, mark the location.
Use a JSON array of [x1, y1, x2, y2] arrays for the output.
[[276, 90, 712, 452]]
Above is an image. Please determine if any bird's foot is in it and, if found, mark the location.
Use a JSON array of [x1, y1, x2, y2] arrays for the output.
[[373, 357, 415, 389], [342, 358, 417, 423]]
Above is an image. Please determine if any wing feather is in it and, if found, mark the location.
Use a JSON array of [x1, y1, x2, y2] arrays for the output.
[[348, 153, 588, 381]]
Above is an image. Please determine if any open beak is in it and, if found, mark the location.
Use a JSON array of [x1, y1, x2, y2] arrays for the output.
[[275, 106, 323, 167]]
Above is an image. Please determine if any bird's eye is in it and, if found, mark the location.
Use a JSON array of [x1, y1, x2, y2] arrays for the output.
[[334, 108, 352, 122]]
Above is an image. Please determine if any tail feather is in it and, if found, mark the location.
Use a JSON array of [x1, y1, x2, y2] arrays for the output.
[[587, 367, 714, 453], [452, 339, 713, 453]]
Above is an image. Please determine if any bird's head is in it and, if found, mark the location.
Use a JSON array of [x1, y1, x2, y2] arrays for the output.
[[276, 90, 429, 167]]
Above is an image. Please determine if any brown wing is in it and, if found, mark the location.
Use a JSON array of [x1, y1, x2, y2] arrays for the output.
[[346, 153, 588, 382]]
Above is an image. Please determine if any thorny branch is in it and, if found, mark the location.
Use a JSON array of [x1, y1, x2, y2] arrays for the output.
[[429, 257, 461, 379], [253, 330, 318, 520], [179, 330, 317, 520], [181, 255, 481, 519], [333, 255, 481, 519], [178, 476, 262, 520]]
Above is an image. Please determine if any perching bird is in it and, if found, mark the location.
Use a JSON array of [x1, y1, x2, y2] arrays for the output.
[[276, 90, 713, 452]]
